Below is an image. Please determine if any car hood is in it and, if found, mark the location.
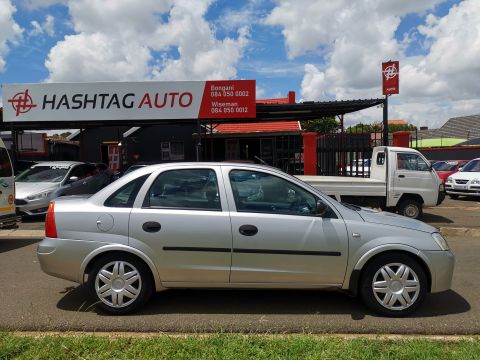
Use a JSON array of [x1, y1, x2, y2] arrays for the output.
[[15, 182, 60, 199], [449, 172, 480, 180], [357, 207, 436, 233]]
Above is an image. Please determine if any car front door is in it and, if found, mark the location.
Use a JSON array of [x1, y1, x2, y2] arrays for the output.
[[128, 166, 233, 284], [393, 152, 437, 202], [224, 167, 349, 285]]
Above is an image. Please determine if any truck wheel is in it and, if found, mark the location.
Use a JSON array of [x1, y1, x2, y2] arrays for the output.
[[87, 253, 153, 315], [397, 199, 422, 219], [449, 194, 459, 200], [360, 253, 427, 317]]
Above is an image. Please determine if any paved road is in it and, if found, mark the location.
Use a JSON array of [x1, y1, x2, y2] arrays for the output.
[[0, 236, 477, 334]]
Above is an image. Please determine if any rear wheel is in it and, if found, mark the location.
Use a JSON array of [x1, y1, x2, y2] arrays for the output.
[[360, 253, 427, 317], [397, 199, 422, 219], [87, 253, 153, 315]]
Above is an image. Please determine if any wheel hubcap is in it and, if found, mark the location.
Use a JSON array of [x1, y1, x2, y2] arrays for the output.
[[95, 261, 141, 308], [372, 263, 420, 311], [404, 205, 418, 218]]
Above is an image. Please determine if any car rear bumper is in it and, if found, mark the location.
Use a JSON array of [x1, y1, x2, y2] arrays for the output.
[[37, 237, 105, 283], [424, 249, 455, 293]]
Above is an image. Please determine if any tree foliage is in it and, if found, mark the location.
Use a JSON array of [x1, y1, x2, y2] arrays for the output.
[[301, 117, 339, 133], [346, 122, 416, 133]]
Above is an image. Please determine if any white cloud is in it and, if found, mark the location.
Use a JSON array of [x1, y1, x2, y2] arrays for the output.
[[29, 14, 55, 37], [0, 0, 23, 72], [267, 0, 480, 128], [45, 0, 249, 82]]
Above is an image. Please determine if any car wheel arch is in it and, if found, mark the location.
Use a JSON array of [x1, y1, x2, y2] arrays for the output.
[[80, 245, 162, 291], [347, 246, 432, 297]]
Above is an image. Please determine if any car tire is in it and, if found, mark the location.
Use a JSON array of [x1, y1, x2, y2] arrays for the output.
[[449, 194, 459, 200], [87, 253, 153, 315], [360, 253, 427, 317], [397, 199, 422, 219]]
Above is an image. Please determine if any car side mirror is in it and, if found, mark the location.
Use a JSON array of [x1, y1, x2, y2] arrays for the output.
[[316, 199, 329, 217], [67, 176, 79, 183]]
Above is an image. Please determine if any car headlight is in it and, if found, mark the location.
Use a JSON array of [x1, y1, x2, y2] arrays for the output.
[[446, 177, 453, 183], [432, 232, 449, 251], [26, 191, 51, 201], [471, 179, 480, 184]]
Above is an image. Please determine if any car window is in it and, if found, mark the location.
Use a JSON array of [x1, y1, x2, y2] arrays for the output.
[[229, 169, 320, 217], [104, 174, 149, 208], [461, 159, 480, 172], [0, 148, 12, 177], [397, 153, 430, 171], [143, 169, 221, 211], [16, 165, 70, 182], [376, 152, 385, 166]]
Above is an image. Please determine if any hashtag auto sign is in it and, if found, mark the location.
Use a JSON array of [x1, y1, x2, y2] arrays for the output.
[[382, 61, 399, 95]]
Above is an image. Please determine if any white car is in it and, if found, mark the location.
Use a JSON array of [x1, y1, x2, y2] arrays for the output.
[[445, 158, 480, 199]]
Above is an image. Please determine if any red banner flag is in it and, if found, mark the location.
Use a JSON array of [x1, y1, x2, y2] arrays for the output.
[[382, 61, 399, 95]]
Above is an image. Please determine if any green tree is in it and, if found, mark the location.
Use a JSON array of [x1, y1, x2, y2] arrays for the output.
[[301, 116, 339, 133]]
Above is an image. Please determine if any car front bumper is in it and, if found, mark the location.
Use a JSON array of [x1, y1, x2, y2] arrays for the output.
[[424, 249, 455, 293], [15, 198, 50, 216], [445, 183, 480, 196]]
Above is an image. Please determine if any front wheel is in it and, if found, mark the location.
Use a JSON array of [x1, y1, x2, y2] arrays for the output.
[[360, 253, 427, 317], [449, 194, 459, 200], [396, 199, 422, 219], [87, 253, 153, 315]]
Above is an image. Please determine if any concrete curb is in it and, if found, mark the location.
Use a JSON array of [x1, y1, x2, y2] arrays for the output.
[[0, 229, 44, 239], [439, 227, 480, 238]]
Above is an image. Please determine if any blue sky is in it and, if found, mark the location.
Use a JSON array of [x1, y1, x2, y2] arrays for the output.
[[1, 0, 478, 128]]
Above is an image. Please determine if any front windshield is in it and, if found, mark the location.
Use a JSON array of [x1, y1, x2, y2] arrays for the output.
[[433, 161, 458, 171], [16, 165, 70, 183], [460, 159, 480, 172]]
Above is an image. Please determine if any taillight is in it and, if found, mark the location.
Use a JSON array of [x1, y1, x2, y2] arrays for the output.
[[45, 201, 57, 238]]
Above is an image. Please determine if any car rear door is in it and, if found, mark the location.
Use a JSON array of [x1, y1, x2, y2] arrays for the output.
[[128, 166, 233, 284], [223, 166, 349, 285], [0, 145, 15, 218]]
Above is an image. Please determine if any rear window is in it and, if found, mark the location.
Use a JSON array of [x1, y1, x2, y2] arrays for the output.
[[104, 174, 149, 208], [0, 148, 12, 177]]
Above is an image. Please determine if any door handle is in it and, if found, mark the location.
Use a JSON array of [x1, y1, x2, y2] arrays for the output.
[[142, 221, 161, 233], [398, 174, 405, 178], [239, 224, 258, 236]]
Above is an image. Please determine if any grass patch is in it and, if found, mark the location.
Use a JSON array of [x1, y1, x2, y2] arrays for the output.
[[1, 333, 479, 360]]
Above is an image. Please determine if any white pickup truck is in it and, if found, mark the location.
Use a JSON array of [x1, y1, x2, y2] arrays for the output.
[[298, 146, 444, 219]]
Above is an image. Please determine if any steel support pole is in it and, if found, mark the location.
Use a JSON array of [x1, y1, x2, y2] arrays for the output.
[[383, 95, 389, 146], [196, 118, 202, 161]]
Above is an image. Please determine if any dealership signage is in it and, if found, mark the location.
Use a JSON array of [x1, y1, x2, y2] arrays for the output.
[[382, 61, 399, 95], [2, 80, 256, 122]]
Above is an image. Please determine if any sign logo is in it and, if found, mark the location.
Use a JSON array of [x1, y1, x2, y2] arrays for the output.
[[382, 61, 399, 95], [383, 63, 398, 80], [7, 89, 37, 116]]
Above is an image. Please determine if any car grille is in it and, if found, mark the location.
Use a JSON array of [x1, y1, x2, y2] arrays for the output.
[[15, 199, 27, 205], [455, 179, 468, 184]]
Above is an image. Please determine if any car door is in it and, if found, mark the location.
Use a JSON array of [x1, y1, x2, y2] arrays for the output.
[[128, 166, 233, 284], [223, 167, 349, 285], [393, 152, 436, 198]]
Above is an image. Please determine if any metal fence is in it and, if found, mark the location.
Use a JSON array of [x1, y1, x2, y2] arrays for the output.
[[317, 128, 384, 177]]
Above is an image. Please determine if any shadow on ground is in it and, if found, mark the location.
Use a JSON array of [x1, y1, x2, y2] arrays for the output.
[[422, 213, 454, 224], [57, 286, 469, 320], [0, 238, 40, 253]]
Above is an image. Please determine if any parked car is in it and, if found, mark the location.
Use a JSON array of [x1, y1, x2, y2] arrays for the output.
[[432, 160, 468, 185], [15, 161, 111, 216], [38, 162, 454, 316], [344, 158, 371, 177], [445, 158, 480, 199], [0, 138, 18, 228]]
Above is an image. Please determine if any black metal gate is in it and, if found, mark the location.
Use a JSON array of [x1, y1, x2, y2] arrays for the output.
[[317, 128, 383, 177]]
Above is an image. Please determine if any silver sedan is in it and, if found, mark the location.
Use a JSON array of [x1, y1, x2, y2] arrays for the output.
[[37, 163, 454, 316]]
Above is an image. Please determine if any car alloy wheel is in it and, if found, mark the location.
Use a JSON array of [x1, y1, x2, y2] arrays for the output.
[[95, 260, 142, 308], [372, 263, 420, 311]]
